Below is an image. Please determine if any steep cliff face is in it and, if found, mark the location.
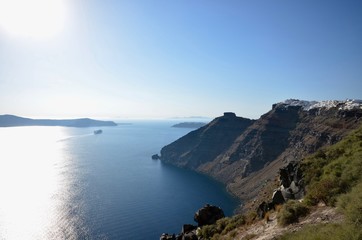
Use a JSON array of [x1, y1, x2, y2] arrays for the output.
[[197, 104, 301, 184], [159, 100, 362, 203]]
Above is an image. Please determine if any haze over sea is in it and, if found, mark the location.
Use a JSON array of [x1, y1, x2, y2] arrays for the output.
[[0, 121, 239, 240]]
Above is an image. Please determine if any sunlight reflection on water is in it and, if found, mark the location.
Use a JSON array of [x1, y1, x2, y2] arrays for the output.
[[0, 127, 78, 239], [0, 124, 239, 240]]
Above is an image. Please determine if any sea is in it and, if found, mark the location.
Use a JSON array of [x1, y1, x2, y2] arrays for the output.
[[0, 121, 239, 240]]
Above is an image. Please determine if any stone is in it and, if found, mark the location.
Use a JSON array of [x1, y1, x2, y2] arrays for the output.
[[278, 162, 305, 201], [272, 190, 285, 205], [160, 233, 177, 240], [279, 167, 291, 188], [194, 204, 225, 226], [257, 202, 267, 218], [152, 154, 160, 160]]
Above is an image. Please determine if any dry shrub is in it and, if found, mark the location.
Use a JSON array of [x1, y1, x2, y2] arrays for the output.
[[277, 200, 309, 226]]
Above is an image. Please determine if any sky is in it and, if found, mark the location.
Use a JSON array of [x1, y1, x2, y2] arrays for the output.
[[0, 0, 361, 120]]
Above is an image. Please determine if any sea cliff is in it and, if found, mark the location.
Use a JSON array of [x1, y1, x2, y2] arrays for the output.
[[158, 99, 362, 209]]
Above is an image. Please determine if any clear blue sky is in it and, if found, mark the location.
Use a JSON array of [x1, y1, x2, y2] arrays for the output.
[[0, 0, 361, 119]]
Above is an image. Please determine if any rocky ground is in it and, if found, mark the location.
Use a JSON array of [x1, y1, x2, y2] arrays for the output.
[[225, 204, 344, 240]]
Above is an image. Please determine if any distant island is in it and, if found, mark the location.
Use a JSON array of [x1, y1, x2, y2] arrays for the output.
[[116, 122, 133, 125], [172, 122, 207, 128], [0, 114, 117, 128]]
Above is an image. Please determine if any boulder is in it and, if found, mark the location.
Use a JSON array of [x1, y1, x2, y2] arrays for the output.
[[152, 154, 160, 160], [278, 162, 304, 201], [280, 168, 291, 188], [194, 204, 225, 226], [281, 186, 294, 200], [257, 202, 267, 218], [272, 190, 285, 205]]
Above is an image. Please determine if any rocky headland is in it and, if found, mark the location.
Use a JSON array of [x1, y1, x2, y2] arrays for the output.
[[158, 99, 362, 210]]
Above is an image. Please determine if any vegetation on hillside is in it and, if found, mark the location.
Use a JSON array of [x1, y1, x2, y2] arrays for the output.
[[278, 124, 362, 239], [197, 214, 246, 239], [302, 124, 362, 206], [276, 200, 309, 226]]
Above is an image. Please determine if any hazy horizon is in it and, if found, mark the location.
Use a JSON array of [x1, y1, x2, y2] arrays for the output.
[[1, 1, 361, 119], [2, 98, 362, 121], [0, 113, 215, 122]]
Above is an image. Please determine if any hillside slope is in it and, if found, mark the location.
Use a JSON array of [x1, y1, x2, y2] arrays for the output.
[[243, 119, 362, 239], [190, 113, 362, 240]]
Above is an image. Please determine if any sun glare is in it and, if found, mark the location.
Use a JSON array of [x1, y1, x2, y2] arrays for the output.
[[0, 0, 66, 39]]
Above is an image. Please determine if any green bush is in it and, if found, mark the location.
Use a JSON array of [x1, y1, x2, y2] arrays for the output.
[[277, 200, 309, 226], [337, 182, 362, 225], [198, 224, 218, 239], [197, 214, 246, 239], [304, 177, 344, 206], [302, 149, 329, 185], [222, 214, 245, 234], [302, 125, 362, 206]]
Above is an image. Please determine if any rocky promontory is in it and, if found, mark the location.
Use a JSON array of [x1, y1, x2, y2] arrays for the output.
[[158, 99, 362, 210], [160, 112, 255, 169]]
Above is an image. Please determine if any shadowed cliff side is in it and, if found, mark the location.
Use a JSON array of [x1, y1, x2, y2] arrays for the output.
[[160, 112, 255, 169]]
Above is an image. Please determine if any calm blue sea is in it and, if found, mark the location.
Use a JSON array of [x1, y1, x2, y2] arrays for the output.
[[0, 121, 239, 240]]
